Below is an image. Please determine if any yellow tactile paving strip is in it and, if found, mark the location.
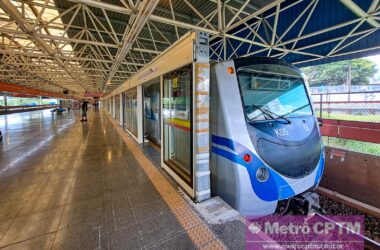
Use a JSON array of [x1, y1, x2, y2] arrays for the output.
[[105, 112, 226, 249]]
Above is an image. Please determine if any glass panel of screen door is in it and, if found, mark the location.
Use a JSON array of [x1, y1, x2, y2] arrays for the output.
[[163, 64, 192, 185], [125, 89, 138, 137], [115, 94, 120, 122]]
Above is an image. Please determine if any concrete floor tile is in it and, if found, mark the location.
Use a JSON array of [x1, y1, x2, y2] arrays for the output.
[[210, 221, 246, 250], [147, 231, 196, 250], [104, 197, 136, 231], [0, 220, 13, 242], [0, 233, 55, 250], [109, 234, 144, 250], [65, 182, 103, 204], [52, 226, 106, 250], [0, 208, 62, 248], [133, 199, 170, 223], [18, 192, 67, 216], [138, 212, 185, 245], [127, 189, 162, 207], [104, 178, 135, 193], [58, 197, 105, 230], [0, 110, 225, 249], [0, 200, 26, 223]]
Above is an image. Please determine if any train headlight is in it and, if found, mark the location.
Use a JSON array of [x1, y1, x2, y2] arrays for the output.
[[256, 167, 269, 182]]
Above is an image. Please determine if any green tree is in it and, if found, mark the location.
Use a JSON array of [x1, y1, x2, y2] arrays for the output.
[[302, 58, 377, 86]]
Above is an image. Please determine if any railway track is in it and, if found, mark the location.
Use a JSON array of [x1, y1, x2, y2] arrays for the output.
[[314, 213, 380, 250], [275, 191, 380, 250], [318, 193, 380, 247]]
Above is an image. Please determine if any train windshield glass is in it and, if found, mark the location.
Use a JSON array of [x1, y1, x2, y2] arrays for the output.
[[237, 64, 312, 122]]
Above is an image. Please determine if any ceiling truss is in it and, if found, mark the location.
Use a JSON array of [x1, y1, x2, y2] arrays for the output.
[[0, 0, 379, 97]]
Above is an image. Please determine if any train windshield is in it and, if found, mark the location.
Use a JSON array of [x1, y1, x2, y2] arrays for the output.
[[237, 64, 313, 122]]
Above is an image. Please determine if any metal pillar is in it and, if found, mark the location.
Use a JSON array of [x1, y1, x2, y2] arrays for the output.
[[3, 94, 7, 111], [193, 31, 211, 202], [112, 95, 116, 118], [119, 93, 123, 126]]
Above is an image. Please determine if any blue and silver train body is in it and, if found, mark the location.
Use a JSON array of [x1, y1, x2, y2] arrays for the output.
[[210, 57, 325, 217]]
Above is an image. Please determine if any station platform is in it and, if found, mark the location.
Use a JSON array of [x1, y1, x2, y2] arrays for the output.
[[0, 110, 246, 249]]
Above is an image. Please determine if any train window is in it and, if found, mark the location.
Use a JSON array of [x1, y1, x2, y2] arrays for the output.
[[163, 65, 193, 186], [237, 64, 313, 121]]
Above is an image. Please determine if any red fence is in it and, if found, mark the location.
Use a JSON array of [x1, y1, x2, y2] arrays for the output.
[[319, 119, 380, 144]]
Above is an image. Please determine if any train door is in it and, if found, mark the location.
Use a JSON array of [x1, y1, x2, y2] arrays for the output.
[[143, 79, 161, 146]]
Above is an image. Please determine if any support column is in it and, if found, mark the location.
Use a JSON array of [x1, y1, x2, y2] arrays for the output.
[[193, 31, 211, 202], [39, 96, 42, 105], [119, 93, 123, 125], [3, 94, 7, 111], [137, 85, 144, 144], [112, 96, 116, 118]]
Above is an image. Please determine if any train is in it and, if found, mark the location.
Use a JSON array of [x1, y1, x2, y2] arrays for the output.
[[103, 51, 325, 218], [210, 57, 325, 217]]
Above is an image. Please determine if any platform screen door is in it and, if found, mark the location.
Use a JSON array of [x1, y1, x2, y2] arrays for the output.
[[163, 65, 193, 186]]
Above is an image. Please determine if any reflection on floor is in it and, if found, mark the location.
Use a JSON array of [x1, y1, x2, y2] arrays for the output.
[[140, 142, 161, 167], [0, 110, 197, 249], [0, 109, 248, 249]]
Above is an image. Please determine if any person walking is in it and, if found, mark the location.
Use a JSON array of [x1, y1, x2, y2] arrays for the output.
[[81, 99, 89, 121]]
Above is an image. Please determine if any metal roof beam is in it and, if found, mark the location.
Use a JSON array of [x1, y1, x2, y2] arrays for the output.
[[69, 0, 133, 15], [0, 49, 145, 66], [0, 0, 86, 94], [0, 27, 161, 55], [105, 0, 159, 86], [339, 0, 380, 27], [12, 0, 178, 42], [66, 0, 274, 51]]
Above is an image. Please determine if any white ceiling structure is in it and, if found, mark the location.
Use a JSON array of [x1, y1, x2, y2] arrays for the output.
[[0, 0, 379, 98]]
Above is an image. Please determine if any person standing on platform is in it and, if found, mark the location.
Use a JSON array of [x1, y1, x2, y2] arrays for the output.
[[81, 99, 89, 121]]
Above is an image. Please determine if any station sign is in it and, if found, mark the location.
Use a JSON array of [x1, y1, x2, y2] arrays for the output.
[[84, 93, 104, 97]]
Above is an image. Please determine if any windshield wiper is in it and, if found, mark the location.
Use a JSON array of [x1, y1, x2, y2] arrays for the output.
[[278, 104, 311, 119], [249, 104, 291, 124], [248, 104, 275, 120], [262, 108, 291, 124]]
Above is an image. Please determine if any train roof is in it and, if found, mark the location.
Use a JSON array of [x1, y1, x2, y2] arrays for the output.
[[233, 56, 302, 75]]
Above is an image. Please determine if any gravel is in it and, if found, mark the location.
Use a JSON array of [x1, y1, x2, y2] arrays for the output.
[[319, 195, 380, 243]]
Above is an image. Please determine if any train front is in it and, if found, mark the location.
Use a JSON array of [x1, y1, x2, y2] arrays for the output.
[[211, 57, 325, 217]]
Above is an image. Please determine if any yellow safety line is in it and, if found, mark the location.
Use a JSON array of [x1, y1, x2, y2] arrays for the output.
[[104, 111, 226, 249]]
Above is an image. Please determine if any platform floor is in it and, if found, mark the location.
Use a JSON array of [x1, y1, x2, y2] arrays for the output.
[[0, 110, 233, 249]]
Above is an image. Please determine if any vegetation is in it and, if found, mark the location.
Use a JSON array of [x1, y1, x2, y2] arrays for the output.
[[303, 58, 378, 86], [323, 137, 380, 156], [316, 112, 380, 123], [0, 97, 57, 106]]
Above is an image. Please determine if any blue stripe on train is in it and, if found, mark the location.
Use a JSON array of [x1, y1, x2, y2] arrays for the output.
[[211, 135, 295, 202], [314, 153, 325, 186]]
